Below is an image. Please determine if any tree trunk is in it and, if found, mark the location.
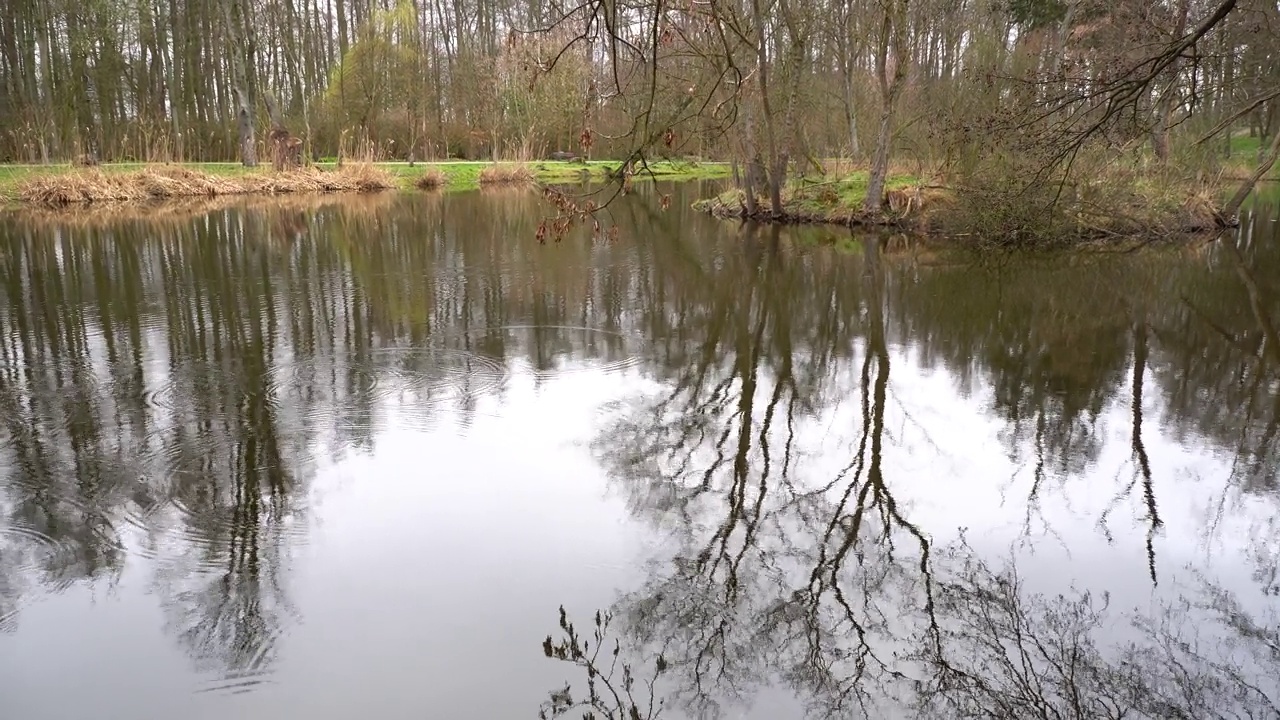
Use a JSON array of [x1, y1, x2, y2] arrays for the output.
[[864, 0, 909, 212], [222, 0, 258, 166], [777, 0, 808, 200], [235, 88, 258, 167], [336, 0, 350, 57], [740, 99, 760, 216], [34, 4, 57, 161], [843, 62, 860, 158], [865, 101, 897, 212], [749, 0, 784, 217], [1152, 0, 1191, 164], [1222, 126, 1280, 221], [164, 0, 184, 159]]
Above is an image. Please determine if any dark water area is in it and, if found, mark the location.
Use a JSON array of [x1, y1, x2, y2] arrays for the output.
[[0, 184, 1277, 719]]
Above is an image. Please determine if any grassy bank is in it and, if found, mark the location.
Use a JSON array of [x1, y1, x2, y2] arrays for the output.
[[16, 164, 397, 205], [424, 158, 729, 188], [0, 159, 730, 206], [693, 171, 947, 231], [695, 166, 1231, 244], [693, 171, 927, 226], [8, 190, 399, 229]]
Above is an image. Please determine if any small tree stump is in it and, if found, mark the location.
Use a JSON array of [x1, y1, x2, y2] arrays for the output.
[[269, 126, 303, 171]]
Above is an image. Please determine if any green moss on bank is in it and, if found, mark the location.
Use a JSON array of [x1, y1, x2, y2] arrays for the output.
[[693, 171, 924, 226]]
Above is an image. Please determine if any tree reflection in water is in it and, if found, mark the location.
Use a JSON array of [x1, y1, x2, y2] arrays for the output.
[[552, 221, 1280, 719], [546, 550, 1280, 719], [576, 229, 940, 717], [1, 188, 1278, 716]]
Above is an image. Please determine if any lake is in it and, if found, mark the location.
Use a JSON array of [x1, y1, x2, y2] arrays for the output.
[[1, 183, 1277, 719]]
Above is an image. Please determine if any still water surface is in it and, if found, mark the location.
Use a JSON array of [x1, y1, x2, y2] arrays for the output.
[[1, 185, 1278, 719]]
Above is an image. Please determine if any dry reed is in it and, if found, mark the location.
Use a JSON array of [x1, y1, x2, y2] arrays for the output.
[[415, 169, 446, 190], [1179, 189, 1224, 230], [11, 191, 397, 228], [477, 164, 535, 186], [18, 164, 395, 206]]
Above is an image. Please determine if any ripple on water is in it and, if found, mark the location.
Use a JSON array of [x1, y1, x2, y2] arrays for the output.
[[286, 360, 389, 430], [280, 358, 383, 402], [530, 353, 645, 381], [0, 523, 87, 594], [3, 472, 139, 545], [0, 606, 18, 633], [131, 409, 318, 563], [192, 623, 284, 695], [195, 669, 275, 696], [7, 455, 190, 559], [51, 361, 103, 399], [376, 347, 509, 396], [142, 474, 310, 571], [438, 324, 643, 382], [379, 348, 511, 430], [489, 326, 643, 381], [295, 347, 509, 430], [6, 360, 105, 423], [143, 360, 288, 417], [126, 484, 171, 529]]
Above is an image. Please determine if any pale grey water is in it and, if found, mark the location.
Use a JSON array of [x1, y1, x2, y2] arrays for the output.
[[0, 185, 1277, 719]]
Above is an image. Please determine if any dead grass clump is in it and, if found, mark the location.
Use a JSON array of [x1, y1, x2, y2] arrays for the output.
[[1179, 189, 1225, 230], [139, 166, 240, 196], [244, 164, 394, 194], [17, 164, 395, 206], [478, 164, 535, 186], [316, 163, 396, 192], [415, 169, 447, 190], [12, 190, 399, 229], [18, 170, 149, 204]]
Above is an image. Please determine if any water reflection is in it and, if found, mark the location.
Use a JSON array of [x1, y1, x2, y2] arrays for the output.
[[0, 187, 1277, 718], [589, 228, 939, 717], [545, 545, 1280, 719], [570, 208, 1280, 715]]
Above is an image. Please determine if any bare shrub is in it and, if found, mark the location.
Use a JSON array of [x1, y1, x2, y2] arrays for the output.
[[913, 545, 1280, 719]]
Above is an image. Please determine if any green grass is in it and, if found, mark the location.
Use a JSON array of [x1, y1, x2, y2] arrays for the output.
[[787, 172, 920, 215], [1198, 131, 1279, 177], [1223, 135, 1264, 157], [694, 170, 924, 224], [0, 159, 731, 201], [411, 159, 729, 189]]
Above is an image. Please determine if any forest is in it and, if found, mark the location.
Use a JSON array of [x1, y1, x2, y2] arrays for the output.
[[0, 0, 1276, 231]]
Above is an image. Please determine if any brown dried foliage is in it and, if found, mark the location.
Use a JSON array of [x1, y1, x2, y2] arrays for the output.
[[18, 165, 395, 206], [415, 169, 447, 190], [477, 164, 536, 186]]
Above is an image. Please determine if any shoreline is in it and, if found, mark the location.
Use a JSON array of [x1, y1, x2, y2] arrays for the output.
[[692, 175, 1235, 244], [1, 161, 1240, 246], [0, 160, 731, 207]]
